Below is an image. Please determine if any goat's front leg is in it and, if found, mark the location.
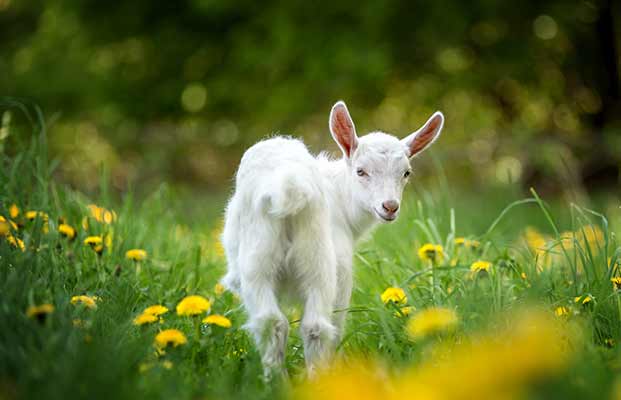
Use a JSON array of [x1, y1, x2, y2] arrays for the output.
[[292, 209, 337, 376], [332, 261, 353, 347]]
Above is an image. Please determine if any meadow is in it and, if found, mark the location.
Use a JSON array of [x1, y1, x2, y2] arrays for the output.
[[1, 106, 621, 400]]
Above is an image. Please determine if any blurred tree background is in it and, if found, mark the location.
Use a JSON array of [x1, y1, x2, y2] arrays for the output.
[[1, 0, 620, 198]]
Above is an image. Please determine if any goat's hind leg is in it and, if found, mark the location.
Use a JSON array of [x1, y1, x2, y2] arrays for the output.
[[239, 230, 289, 379]]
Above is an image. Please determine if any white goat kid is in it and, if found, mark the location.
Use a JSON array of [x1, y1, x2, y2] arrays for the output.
[[221, 101, 444, 376]]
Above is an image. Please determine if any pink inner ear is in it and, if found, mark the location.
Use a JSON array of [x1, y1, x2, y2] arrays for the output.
[[331, 105, 356, 156], [410, 115, 441, 155]]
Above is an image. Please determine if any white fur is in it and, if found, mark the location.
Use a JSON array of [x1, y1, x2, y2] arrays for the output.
[[221, 101, 443, 377]]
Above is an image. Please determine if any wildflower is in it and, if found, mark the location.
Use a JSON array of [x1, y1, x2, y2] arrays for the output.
[[202, 314, 232, 328], [0, 220, 8, 236], [524, 227, 548, 256], [9, 204, 19, 219], [26, 210, 49, 221], [155, 329, 187, 348], [26, 303, 54, 322], [162, 360, 173, 369], [58, 223, 76, 240], [0, 216, 18, 231], [214, 282, 225, 296], [87, 204, 117, 224], [418, 244, 444, 263], [143, 305, 169, 316], [577, 224, 604, 250], [454, 237, 467, 247], [380, 287, 407, 305], [574, 295, 593, 305], [469, 240, 481, 248], [84, 236, 104, 254], [176, 295, 211, 316], [133, 313, 159, 326], [6, 235, 25, 252], [612, 277, 621, 291], [406, 307, 458, 340], [554, 306, 569, 317], [521, 272, 527, 280], [71, 295, 98, 309], [470, 260, 492, 273], [126, 249, 147, 261], [395, 306, 415, 317], [559, 231, 575, 250]]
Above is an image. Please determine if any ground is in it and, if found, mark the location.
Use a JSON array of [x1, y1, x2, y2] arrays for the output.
[[1, 131, 621, 400]]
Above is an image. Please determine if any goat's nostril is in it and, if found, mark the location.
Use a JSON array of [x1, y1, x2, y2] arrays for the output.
[[382, 200, 399, 213]]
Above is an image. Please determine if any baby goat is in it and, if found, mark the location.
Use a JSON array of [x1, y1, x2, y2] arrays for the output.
[[221, 101, 444, 376]]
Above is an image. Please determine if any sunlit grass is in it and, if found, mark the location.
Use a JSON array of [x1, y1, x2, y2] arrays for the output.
[[1, 102, 620, 399]]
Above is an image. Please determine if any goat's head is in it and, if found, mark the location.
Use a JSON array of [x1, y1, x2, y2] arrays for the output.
[[329, 100, 444, 223]]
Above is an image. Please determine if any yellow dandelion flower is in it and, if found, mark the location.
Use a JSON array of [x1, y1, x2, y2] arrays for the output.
[[380, 287, 407, 305], [406, 307, 458, 340], [71, 295, 98, 309], [0, 216, 18, 232], [154, 329, 187, 348], [58, 223, 76, 240], [162, 360, 173, 369], [26, 210, 48, 221], [559, 231, 575, 250], [521, 272, 527, 280], [81, 216, 89, 230], [6, 234, 25, 252], [133, 313, 159, 326], [143, 305, 169, 316], [214, 282, 225, 296], [126, 249, 147, 261], [578, 224, 604, 249], [87, 204, 117, 224], [26, 303, 55, 321], [104, 232, 113, 250], [470, 260, 492, 273], [612, 277, 621, 291], [395, 306, 415, 317], [454, 237, 467, 247], [84, 236, 102, 246], [202, 314, 232, 328], [9, 204, 19, 219], [0, 220, 9, 236], [176, 295, 211, 316], [84, 236, 104, 254], [554, 306, 569, 317], [418, 243, 444, 263], [574, 295, 593, 305]]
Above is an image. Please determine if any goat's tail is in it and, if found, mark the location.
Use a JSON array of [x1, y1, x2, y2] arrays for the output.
[[255, 169, 319, 218]]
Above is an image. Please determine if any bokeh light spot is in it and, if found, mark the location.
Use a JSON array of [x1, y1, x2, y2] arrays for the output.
[[181, 83, 207, 113], [533, 15, 558, 40]]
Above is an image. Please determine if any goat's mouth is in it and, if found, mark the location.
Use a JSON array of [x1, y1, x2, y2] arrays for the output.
[[374, 208, 397, 222]]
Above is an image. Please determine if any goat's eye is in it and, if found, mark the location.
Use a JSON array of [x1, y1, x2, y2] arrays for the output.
[[403, 170, 411, 178], [356, 168, 368, 177]]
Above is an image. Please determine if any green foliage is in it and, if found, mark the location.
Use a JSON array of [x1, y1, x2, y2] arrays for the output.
[[1, 1, 619, 191], [1, 101, 621, 399]]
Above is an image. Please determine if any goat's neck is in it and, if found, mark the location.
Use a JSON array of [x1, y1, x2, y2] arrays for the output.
[[323, 158, 378, 241]]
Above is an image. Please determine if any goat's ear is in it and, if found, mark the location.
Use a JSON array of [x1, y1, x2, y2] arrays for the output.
[[402, 111, 444, 158], [329, 101, 359, 159]]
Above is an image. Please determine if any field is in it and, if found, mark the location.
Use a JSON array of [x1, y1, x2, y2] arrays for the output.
[[2, 111, 621, 400]]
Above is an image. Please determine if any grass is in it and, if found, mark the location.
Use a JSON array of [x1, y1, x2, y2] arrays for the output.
[[1, 102, 621, 399]]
